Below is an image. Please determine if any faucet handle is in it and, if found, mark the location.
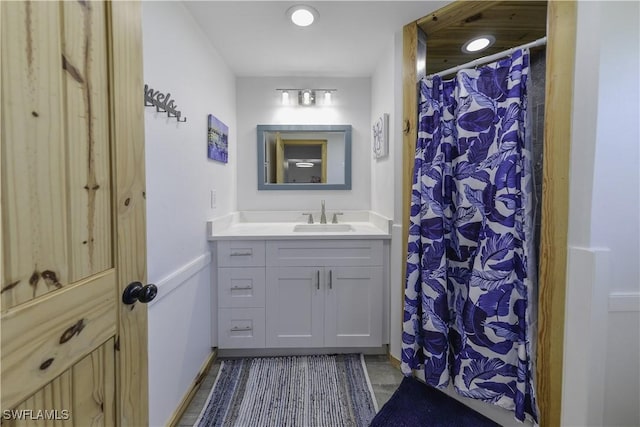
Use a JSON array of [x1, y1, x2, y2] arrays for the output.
[[331, 212, 343, 224], [302, 212, 314, 224]]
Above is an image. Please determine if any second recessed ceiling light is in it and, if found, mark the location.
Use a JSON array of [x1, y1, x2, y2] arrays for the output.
[[462, 35, 496, 53]]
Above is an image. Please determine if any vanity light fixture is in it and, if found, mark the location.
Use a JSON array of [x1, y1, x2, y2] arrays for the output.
[[462, 35, 496, 53], [287, 5, 319, 27], [276, 88, 336, 106]]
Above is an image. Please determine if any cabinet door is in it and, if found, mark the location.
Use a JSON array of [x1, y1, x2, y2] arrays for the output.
[[266, 267, 324, 347], [324, 266, 383, 347]]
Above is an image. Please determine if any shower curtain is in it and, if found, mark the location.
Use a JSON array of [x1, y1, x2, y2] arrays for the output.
[[401, 49, 537, 422]]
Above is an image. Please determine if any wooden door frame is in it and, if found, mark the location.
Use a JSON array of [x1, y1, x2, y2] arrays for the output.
[[108, 2, 149, 425], [401, 1, 577, 426], [277, 139, 328, 183]]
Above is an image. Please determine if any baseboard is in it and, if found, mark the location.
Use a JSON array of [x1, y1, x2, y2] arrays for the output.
[[388, 354, 401, 369], [218, 346, 386, 358], [167, 349, 218, 427]]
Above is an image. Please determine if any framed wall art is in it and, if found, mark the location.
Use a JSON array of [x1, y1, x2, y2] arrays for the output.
[[372, 113, 389, 159], [207, 114, 228, 163]]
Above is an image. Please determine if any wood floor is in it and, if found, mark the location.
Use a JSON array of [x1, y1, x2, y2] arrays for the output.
[[177, 354, 404, 426]]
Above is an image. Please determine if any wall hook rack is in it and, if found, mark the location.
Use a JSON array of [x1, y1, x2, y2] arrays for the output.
[[144, 84, 187, 122]]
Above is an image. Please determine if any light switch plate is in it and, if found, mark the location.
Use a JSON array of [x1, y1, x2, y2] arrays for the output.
[[210, 189, 217, 209]]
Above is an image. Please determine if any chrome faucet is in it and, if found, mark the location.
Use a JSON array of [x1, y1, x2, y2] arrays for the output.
[[320, 200, 327, 224]]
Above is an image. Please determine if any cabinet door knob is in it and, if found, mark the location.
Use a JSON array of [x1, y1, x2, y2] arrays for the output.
[[329, 270, 332, 289], [316, 270, 320, 290]]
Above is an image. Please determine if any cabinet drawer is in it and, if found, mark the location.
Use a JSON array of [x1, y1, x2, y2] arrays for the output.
[[217, 240, 265, 267], [266, 240, 383, 267], [218, 267, 265, 308], [218, 308, 265, 349]]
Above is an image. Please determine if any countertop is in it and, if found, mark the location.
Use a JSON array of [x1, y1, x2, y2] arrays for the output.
[[207, 211, 392, 241]]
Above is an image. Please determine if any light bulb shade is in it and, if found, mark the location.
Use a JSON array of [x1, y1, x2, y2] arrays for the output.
[[298, 90, 315, 106], [281, 91, 290, 105], [324, 91, 332, 105]]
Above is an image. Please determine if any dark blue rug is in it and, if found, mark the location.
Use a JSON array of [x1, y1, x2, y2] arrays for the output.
[[369, 376, 501, 427]]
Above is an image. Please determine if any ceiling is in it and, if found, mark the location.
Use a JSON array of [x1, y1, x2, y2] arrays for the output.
[[418, 1, 548, 75], [183, 1, 450, 77]]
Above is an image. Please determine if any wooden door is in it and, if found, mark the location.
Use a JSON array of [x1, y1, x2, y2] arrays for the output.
[[266, 267, 324, 347], [324, 267, 383, 347], [1, 1, 148, 425]]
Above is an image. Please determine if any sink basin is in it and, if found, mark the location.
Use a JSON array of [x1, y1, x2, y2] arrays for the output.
[[293, 223, 354, 232]]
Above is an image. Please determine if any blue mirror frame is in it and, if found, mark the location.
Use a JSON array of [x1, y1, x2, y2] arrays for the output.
[[257, 124, 352, 191]]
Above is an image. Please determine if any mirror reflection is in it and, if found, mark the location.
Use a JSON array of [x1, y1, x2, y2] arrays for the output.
[[257, 125, 351, 190]]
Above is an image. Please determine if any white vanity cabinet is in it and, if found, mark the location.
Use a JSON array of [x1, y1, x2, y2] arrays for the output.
[[215, 239, 385, 351]]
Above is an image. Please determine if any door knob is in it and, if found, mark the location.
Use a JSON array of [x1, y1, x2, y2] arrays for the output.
[[122, 281, 157, 304]]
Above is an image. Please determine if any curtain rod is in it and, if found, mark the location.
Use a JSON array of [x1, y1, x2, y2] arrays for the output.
[[427, 36, 547, 79]]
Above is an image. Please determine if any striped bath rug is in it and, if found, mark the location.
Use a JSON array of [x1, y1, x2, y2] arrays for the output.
[[194, 354, 378, 427]]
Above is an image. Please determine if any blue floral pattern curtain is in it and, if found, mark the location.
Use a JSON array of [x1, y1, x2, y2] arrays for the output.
[[402, 49, 537, 422]]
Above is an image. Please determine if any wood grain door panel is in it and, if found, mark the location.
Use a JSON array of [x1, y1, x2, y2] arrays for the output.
[[1, 1, 148, 424]]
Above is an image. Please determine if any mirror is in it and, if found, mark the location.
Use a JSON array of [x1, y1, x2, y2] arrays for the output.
[[257, 125, 352, 190]]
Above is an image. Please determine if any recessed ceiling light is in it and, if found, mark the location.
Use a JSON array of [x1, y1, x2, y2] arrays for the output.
[[295, 162, 314, 168], [462, 35, 496, 53], [287, 5, 318, 27]]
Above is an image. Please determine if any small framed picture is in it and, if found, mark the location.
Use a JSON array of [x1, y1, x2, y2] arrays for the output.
[[372, 113, 389, 159], [207, 114, 229, 163]]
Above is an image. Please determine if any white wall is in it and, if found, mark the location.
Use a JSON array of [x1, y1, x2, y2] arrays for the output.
[[371, 31, 404, 361], [562, 2, 640, 426], [591, 0, 640, 423], [589, 2, 639, 296], [142, 2, 236, 425], [236, 77, 371, 211], [371, 36, 396, 220]]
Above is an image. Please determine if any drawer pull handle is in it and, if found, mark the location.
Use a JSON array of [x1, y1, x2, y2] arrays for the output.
[[230, 250, 253, 257], [329, 270, 332, 289], [316, 270, 320, 290], [231, 285, 253, 290], [230, 326, 252, 332]]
